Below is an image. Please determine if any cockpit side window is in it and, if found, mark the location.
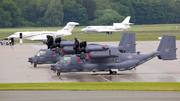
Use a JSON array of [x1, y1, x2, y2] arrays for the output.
[[36, 50, 46, 57], [59, 56, 71, 65], [59, 57, 64, 63], [64, 57, 71, 64]]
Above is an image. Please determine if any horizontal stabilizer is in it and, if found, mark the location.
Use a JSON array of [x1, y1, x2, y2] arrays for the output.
[[123, 23, 134, 25]]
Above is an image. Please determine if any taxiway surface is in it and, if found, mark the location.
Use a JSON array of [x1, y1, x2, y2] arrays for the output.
[[1, 91, 180, 101], [0, 41, 180, 83]]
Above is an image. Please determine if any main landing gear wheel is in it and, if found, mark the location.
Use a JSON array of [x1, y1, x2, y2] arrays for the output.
[[109, 71, 117, 75], [112, 71, 117, 75], [57, 72, 61, 76], [34, 64, 37, 67]]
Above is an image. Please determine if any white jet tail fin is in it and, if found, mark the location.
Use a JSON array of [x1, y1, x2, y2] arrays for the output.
[[59, 22, 79, 33], [122, 16, 133, 25], [113, 16, 133, 30]]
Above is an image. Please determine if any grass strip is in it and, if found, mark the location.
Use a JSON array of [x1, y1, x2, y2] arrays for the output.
[[63, 34, 180, 42], [0, 82, 180, 91], [1, 24, 180, 42], [2, 34, 180, 44]]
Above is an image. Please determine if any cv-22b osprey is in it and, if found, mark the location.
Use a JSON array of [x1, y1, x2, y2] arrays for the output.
[[28, 33, 136, 67], [51, 35, 177, 76], [28, 40, 74, 67], [28, 35, 76, 67]]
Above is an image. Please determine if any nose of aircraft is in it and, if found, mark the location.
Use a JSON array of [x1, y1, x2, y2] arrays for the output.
[[51, 64, 60, 71], [8, 35, 16, 38], [28, 57, 36, 63], [81, 28, 86, 31]]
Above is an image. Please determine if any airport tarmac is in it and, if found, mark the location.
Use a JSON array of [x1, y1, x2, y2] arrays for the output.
[[1, 91, 180, 101], [0, 41, 180, 83]]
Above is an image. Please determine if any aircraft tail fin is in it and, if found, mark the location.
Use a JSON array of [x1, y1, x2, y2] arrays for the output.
[[157, 35, 177, 60], [118, 33, 136, 53], [122, 16, 133, 25], [59, 22, 79, 33]]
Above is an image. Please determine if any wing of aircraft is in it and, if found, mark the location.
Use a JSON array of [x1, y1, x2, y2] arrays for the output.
[[28, 35, 47, 41]]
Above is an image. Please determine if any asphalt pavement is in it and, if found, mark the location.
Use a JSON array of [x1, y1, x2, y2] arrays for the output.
[[0, 91, 180, 101], [0, 41, 180, 83]]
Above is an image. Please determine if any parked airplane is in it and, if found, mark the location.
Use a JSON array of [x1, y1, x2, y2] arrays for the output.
[[28, 33, 136, 67], [28, 39, 75, 67], [51, 35, 177, 76], [8, 22, 79, 43], [81, 16, 133, 34]]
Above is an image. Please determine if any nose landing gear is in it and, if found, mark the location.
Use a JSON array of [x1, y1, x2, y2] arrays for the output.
[[34, 63, 37, 67], [57, 72, 61, 76]]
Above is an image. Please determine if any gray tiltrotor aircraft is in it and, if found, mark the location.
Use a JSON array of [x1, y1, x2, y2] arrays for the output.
[[28, 33, 136, 67], [51, 35, 177, 76], [28, 35, 75, 67]]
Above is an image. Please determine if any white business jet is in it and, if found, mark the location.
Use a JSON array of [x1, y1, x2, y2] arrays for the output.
[[81, 16, 133, 34], [8, 22, 79, 42]]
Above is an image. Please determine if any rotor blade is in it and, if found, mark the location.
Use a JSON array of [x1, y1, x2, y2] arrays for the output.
[[55, 37, 61, 48], [80, 41, 87, 48], [73, 38, 80, 54], [55, 37, 61, 44], [46, 35, 54, 49]]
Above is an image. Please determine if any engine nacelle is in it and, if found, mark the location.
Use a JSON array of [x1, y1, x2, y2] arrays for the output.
[[60, 41, 74, 48], [113, 23, 124, 29], [85, 44, 108, 53], [63, 46, 75, 54]]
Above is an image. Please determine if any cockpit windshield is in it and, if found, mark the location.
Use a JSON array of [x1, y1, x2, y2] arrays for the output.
[[59, 56, 71, 65], [36, 50, 46, 57], [3, 38, 8, 40], [13, 33, 17, 35]]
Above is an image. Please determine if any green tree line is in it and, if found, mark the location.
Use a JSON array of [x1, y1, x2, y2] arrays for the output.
[[0, 0, 180, 28]]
